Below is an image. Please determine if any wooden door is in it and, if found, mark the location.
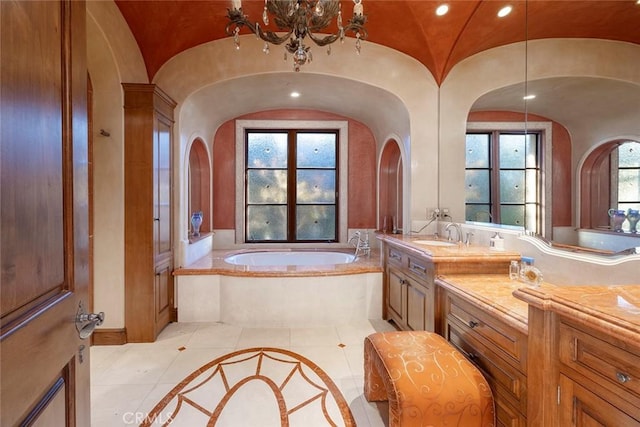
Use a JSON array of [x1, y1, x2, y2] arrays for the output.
[[1, 1, 91, 426]]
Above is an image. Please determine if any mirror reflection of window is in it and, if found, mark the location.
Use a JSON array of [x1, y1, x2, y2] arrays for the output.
[[465, 130, 541, 232], [614, 141, 640, 214]]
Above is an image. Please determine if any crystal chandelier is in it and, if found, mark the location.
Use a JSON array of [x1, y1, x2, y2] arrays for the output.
[[225, 0, 367, 71]]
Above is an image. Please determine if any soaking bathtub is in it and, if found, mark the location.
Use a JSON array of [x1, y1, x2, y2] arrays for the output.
[[174, 249, 383, 327]]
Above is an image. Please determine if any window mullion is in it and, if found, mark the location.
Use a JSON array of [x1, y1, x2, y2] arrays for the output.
[[287, 130, 297, 242], [491, 131, 501, 223]]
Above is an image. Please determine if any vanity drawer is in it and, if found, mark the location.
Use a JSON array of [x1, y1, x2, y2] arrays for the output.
[[559, 320, 640, 402], [387, 246, 404, 268], [406, 255, 433, 283], [445, 292, 527, 372], [447, 319, 528, 416]]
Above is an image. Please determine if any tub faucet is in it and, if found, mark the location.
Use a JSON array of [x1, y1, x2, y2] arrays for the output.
[[349, 231, 371, 258], [445, 222, 463, 243]]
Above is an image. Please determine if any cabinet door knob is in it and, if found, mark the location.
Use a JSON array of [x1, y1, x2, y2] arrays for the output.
[[468, 320, 479, 328], [616, 372, 631, 384]]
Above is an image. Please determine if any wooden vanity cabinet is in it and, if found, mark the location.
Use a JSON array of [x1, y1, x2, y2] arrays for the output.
[[439, 287, 528, 427], [385, 245, 435, 332], [557, 317, 640, 426]]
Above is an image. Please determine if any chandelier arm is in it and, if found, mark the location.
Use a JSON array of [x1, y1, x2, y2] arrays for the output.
[[344, 23, 368, 40], [307, 32, 340, 47], [225, 9, 293, 45], [260, 29, 294, 45]]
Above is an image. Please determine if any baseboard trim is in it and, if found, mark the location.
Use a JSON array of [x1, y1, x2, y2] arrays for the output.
[[92, 328, 127, 345]]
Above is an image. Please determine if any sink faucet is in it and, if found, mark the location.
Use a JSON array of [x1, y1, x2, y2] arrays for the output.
[[445, 222, 463, 243]]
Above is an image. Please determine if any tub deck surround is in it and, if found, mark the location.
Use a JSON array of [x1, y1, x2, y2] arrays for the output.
[[173, 249, 384, 327], [174, 249, 383, 277], [435, 274, 529, 334]]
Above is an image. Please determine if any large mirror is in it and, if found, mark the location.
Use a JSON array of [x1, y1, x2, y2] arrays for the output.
[[465, 6, 640, 254], [467, 77, 640, 254]]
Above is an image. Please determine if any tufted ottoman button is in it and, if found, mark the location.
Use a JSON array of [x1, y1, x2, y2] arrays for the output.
[[364, 331, 495, 427]]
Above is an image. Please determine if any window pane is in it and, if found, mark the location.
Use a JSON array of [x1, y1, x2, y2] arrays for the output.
[[618, 203, 640, 212], [465, 170, 490, 203], [500, 205, 525, 227], [247, 170, 287, 203], [500, 170, 525, 203], [297, 170, 335, 204], [618, 169, 640, 202], [465, 134, 490, 168], [499, 134, 526, 169], [246, 205, 287, 240], [525, 133, 538, 168], [466, 205, 492, 222], [296, 205, 335, 240], [525, 169, 538, 203], [297, 133, 336, 168], [247, 133, 288, 168], [619, 142, 640, 167]]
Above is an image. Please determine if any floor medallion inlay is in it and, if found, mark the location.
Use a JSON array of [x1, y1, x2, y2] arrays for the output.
[[141, 347, 356, 426]]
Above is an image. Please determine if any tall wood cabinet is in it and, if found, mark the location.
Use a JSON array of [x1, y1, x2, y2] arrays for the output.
[[123, 83, 177, 342]]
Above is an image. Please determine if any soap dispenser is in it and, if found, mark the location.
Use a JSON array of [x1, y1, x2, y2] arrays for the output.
[[489, 233, 504, 251]]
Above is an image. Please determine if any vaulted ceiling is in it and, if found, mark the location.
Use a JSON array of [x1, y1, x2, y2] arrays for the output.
[[115, 0, 640, 84]]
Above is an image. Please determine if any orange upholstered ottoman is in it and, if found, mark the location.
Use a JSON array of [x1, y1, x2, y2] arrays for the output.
[[364, 331, 495, 427]]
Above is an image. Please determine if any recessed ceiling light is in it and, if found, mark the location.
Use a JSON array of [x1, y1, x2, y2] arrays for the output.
[[290, 91, 300, 98], [436, 4, 449, 16], [497, 5, 512, 17], [523, 94, 536, 100]]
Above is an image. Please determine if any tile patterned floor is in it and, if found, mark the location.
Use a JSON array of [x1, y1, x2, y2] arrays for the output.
[[91, 320, 396, 426]]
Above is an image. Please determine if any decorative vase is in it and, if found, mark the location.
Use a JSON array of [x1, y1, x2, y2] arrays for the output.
[[191, 211, 203, 237], [608, 209, 627, 232], [627, 209, 640, 233]]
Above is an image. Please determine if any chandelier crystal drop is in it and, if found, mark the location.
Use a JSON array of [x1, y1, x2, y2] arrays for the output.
[[225, 0, 368, 71]]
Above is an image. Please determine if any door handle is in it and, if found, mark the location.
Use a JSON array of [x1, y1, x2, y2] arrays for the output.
[[75, 302, 105, 339]]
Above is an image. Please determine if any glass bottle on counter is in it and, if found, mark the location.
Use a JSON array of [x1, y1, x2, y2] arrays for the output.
[[509, 260, 520, 280]]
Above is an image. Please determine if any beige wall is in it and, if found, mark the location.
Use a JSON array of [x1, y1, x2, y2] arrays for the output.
[[87, 2, 640, 330], [87, 1, 147, 329]]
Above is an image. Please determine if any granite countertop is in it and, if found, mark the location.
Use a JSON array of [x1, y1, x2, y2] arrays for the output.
[[174, 248, 383, 277], [514, 283, 640, 344], [376, 233, 520, 263], [436, 274, 529, 335], [436, 273, 640, 345]]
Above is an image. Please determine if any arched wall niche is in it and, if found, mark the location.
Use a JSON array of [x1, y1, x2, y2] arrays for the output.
[[379, 139, 403, 233], [188, 137, 211, 239], [580, 139, 640, 230]]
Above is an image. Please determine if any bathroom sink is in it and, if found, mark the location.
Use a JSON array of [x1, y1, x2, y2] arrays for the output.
[[413, 239, 457, 247]]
